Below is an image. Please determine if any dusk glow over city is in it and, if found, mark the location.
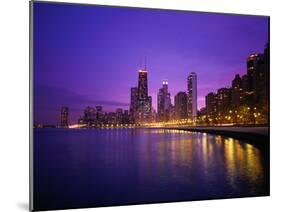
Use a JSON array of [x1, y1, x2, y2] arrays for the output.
[[33, 3, 268, 125]]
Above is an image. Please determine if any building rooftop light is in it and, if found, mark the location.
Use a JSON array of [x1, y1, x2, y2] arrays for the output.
[[138, 69, 147, 73]]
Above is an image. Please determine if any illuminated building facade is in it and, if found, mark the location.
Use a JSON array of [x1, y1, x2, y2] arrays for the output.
[[175, 92, 187, 120], [135, 68, 152, 123], [187, 72, 197, 120], [262, 43, 269, 109], [205, 92, 218, 118], [217, 88, 232, 115], [130, 87, 138, 123], [157, 80, 171, 122], [247, 54, 261, 92], [240, 54, 260, 108], [138, 69, 148, 100]]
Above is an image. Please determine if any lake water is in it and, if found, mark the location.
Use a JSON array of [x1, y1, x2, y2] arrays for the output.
[[33, 128, 269, 211]]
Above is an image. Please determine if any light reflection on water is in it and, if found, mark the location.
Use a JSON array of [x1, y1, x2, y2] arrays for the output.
[[34, 128, 269, 210], [133, 129, 265, 194]]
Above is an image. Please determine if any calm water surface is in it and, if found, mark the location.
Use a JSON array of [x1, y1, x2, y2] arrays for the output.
[[34, 128, 269, 210]]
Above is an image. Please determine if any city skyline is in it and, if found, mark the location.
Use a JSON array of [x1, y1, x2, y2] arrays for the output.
[[33, 3, 269, 125], [40, 42, 269, 128]]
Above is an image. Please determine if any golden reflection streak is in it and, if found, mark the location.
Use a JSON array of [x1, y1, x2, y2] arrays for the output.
[[138, 129, 264, 190], [245, 143, 263, 183], [224, 138, 264, 190], [202, 133, 208, 168]]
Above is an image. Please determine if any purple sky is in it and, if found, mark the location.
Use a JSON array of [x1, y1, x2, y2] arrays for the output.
[[33, 2, 269, 125]]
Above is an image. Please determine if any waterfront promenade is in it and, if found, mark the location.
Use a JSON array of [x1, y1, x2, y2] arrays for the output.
[[163, 126, 269, 146], [170, 126, 268, 136]]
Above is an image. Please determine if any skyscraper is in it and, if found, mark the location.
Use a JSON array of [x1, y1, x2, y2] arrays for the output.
[[157, 80, 171, 122], [162, 80, 171, 111], [232, 74, 242, 109], [247, 54, 261, 92], [61, 106, 69, 127], [253, 51, 267, 105], [157, 87, 165, 120], [263, 43, 269, 103], [217, 88, 232, 115], [175, 92, 187, 120], [205, 92, 217, 117], [135, 68, 152, 123], [241, 74, 249, 92], [241, 54, 261, 107], [261, 43, 269, 123], [130, 87, 138, 122], [187, 72, 197, 120], [138, 69, 148, 100]]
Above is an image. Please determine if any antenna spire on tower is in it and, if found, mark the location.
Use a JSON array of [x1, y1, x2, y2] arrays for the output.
[[144, 56, 147, 70]]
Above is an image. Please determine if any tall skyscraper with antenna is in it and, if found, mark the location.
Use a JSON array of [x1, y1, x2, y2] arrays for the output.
[[129, 59, 153, 124], [135, 65, 152, 123], [138, 68, 148, 100]]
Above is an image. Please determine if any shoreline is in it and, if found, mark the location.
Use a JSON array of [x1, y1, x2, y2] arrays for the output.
[[162, 126, 269, 149], [34, 126, 269, 149]]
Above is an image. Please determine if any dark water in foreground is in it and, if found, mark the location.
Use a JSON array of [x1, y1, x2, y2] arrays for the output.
[[33, 128, 269, 211]]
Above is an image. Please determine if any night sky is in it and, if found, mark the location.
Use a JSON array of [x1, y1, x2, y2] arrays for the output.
[[33, 2, 269, 125]]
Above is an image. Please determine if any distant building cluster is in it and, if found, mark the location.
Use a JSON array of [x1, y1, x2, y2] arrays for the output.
[[200, 43, 269, 125], [153, 72, 197, 123], [76, 106, 130, 127], [129, 68, 197, 125]]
